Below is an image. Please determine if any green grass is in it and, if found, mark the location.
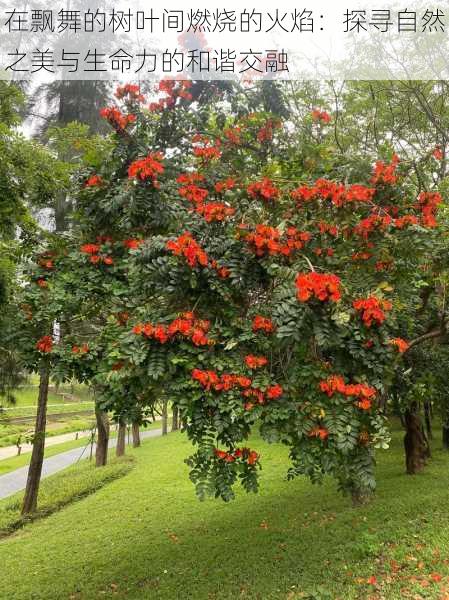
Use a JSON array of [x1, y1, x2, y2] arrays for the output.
[[0, 456, 135, 537], [1, 427, 449, 599]]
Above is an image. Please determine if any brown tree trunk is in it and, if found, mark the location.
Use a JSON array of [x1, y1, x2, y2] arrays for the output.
[[404, 408, 428, 474], [171, 405, 179, 431], [21, 362, 50, 515], [443, 425, 449, 450], [162, 400, 168, 435], [132, 422, 141, 447], [116, 421, 126, 456], [95, 408, 109, 467], [424, 401, 433, 440]]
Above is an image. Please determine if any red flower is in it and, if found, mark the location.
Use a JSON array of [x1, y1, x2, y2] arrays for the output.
[[433, 146, 443, 160], [100, 106, 136, 130], [370, 154, 400, 185], [115, 84, 145, 103], [123, 238, 144, 250], [389, 337, 409, 353], [245, 224, 311, 258], [166, 232, 209, 268], [214, 177, 236, 193], [295, 272, 341, 303], [319, 375, 376, 406], [353, 296, 392, 327], [36, 335, 53, 353], [192, 369, 220, 391], [311, 109, 331, 123], [266, 384, 283, 399], [36, 278, 48, 288], [244, 355, 268, 369], [81, 243, 100, 254], [252, 315, 276, 334], [308, 427, 329, 440], [90, 255, 101, 264], [128, 152, 164, 187], [85, 174, 103, 187], [195, 203, 235, 223], [103, 256, 114, 265], [247, 178, 280, 202], [416, 191, 441, 228]]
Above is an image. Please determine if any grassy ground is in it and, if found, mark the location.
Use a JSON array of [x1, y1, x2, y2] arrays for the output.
[[0, 456, 134, 537], [1, 426, 449, 599]]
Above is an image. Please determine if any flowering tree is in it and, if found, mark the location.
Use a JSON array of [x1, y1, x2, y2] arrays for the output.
[[46, 81, 443, 505]]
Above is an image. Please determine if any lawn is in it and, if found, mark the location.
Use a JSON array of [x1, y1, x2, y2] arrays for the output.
[[1, 426, 449, 599]]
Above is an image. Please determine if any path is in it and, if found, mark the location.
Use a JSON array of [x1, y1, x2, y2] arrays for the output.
[[0, 429, 92, 461], [0, 428, 162, 500]]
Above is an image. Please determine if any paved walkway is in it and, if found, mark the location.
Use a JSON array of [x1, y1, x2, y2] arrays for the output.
[[0, 429, 162, 500], [0, 430, 93, 461]]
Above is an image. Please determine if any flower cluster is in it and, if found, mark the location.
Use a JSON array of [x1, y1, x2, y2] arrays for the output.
[[353, 296, 392, 327], [196, 202, 235, 223], [36, 335, 53, 353], [319, 375, 376, 410], [192, 369, 252, 391], [370, 154, 400, 185], [245, 225, 311, 257], [308, 426, 329, 440], [99, 106, 136, 130], [317, 221, 338, 237], [128, 152, 164, 187], [311, 109, 331, 123], [177, 172, 209, 204], [257, 118, 282, 142], [295, 272, 342, 302], [416, 191, 441, 228], [80, 243, 114, 266], [133, 312, 211, 346], [123, 238, 144, 250], [85, 174, 103, 187], [214, 178, 236, 193], [192, 134, 222, 161], [433, 146, 443, 160], [223, 126, 242, 145], [214, 447, 259, 465], [244, 355, 268, 369], [115, 84, 145, 103], [247, 178, 280, 202], [166, 232, 209, 268], [72, 344, 89, 354], [252, 315, 276, 333], [149, 79, 193, 111], [291, 179, 375, 208], [192, 369, 283, 409], [352, 214, 392, 239], [389, 337, 410, 353]]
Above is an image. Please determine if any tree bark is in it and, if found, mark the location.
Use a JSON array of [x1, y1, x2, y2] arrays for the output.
[[404, 408, 429, 474], [162, 400, 168, 435], [171, 405, 179, 431], [95, 408, 109, 467], [443, 424, 449, 450], [424, 401, 433, 440], [132, 422, 141, 447], [116, 421, 126, 456], [21, 362, 50, 515]]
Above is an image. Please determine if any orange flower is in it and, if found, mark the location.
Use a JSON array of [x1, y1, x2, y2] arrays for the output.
[[389, 337, 409, 353], [36, 335, 53, 353]]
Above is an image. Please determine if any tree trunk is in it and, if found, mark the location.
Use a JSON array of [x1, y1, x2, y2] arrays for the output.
[[132, 422, 141, 447], [116, 421, 126, 456], [95, 408, 109, 467], [351, 488, 373, 507], [21, 362, 50, 515], [424, 401, 433, 440], [162, 400, 168, 435], [404, 408, 428, 474], [443, 424, 449, 450], [171, 405, 179, 431]]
